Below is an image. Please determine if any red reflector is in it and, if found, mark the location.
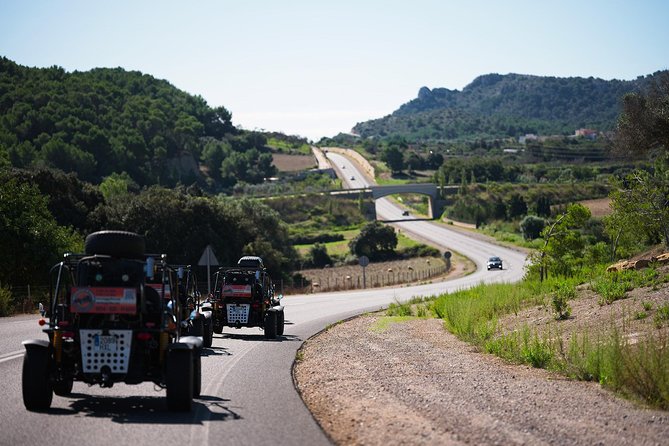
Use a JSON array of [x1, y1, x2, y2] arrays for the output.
[[59, 320, 69, 327], [38, 319, 46, 326], [136, 333, 152, 341], [252, 303, 261, 309], [145, 322, 156, 328], [62, 331, 75, 339]]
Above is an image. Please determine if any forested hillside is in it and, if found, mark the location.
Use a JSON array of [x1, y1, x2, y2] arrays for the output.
[[352, 72, 667, 142], [0, 57, 277, 188]]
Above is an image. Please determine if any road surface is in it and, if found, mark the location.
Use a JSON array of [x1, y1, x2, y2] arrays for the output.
[[0, 152, 526, 445]]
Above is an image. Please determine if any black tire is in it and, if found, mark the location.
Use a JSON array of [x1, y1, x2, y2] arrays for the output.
[[203, 319, 213, 348], [53, 378, 74, 396], [22, 347, 53, 411], [213, 324, 223, 335], [276, 310, 285, 336], [192, 353, 201, 398], [264, 311, 277, 340], [84, 230, 145, 259], [166, 348, 193, 412]]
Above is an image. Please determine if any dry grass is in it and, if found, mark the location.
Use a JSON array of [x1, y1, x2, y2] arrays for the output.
[[272, 153, 317, 172], [579, 197, 612, 217]]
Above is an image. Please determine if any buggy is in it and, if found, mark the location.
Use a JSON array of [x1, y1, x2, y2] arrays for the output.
[[21, 231, 202, 412], [209, 256, 284, 339]]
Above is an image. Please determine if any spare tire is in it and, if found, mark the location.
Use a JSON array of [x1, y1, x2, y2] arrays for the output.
[[85, 230, 145, 259]]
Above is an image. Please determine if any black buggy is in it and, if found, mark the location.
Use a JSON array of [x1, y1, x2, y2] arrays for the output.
[[209, 256, 284, 339], [21, 231, 202, 412]]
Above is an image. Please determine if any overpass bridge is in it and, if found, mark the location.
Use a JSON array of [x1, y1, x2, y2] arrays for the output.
[[330, 184, 458, 219]]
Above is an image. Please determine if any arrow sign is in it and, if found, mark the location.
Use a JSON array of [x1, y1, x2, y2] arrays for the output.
[[198, 245, 219, 295]]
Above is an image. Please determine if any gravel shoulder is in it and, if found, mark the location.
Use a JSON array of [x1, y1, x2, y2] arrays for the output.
[[294, 313, 668, 446]]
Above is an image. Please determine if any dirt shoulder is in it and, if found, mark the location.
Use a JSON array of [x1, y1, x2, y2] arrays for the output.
[[294, 314, 669, 445]]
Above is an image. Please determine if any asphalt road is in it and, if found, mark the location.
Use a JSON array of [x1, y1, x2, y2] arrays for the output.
[[1, 152, 526, 446]]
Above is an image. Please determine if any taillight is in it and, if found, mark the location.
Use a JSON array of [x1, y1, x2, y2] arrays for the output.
[[62, 331, 75, 339], [145, 322, 156, 328], [136, 333, 152, 341], [59, 320, 70, 327]]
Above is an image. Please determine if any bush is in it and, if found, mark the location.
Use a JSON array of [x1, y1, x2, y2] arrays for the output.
[[0, 284, 13, 317], [519, 215, 546, 240], [291, 233, 344, 245], [309, 243, 332, 268], [399, 244, 440, 258], [552, 283, 574, 320]]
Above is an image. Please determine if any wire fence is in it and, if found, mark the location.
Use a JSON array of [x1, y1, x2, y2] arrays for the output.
[[3, 285, 50, 315], [281, 262, 450, 295]]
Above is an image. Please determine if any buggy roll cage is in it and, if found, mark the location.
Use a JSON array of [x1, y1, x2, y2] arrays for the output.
[[46, 252, 173, 329]]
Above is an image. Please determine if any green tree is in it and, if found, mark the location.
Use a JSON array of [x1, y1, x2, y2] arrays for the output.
[[99, 172, 133, 203], [348, 221, 397, 261], [309, 243, 332, 267], [519, 215, 546, 240], [534, 203, 591, 281], [381, 146, 404, 173], [0, 179, 82, 285], [608, 167, 669, 248], [615, 71, 669, 160], [507, 193, 528, 219]]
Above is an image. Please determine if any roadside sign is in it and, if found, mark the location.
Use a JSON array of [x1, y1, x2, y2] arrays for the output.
[[198, 245, 219, 266], [359, 256, 369, 289], [198, 245, 219, 294]]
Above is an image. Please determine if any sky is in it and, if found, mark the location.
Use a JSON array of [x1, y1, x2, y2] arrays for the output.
[[1, 0, 668, 141]]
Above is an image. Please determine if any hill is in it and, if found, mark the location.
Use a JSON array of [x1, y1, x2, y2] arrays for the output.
[[352, 72, 667, 142], [0, 57, 283, 189]]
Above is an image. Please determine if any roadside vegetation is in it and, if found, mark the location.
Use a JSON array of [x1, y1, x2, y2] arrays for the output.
[[379, 74, 669, 409]]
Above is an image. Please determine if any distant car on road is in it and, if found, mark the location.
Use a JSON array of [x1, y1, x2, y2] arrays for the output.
[[341, 165, 345, 169], [487, 256, 503, 270], [350, 176, 355, 181], [402, 210, 410, 216]]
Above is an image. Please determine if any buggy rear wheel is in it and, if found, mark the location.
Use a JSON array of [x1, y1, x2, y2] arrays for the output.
[[166, 348, 193, 411], [203, 318, 213, 348], [276, 310, 285, 336], [22, 346, 53, 411], [264, 311, 277, 340]]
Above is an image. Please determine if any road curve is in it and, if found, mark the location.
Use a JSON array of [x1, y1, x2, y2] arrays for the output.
[[0, 152, 527, 446]]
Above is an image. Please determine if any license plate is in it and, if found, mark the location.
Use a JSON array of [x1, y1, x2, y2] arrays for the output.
[[230, 305, 245, 315], [94, 335, 117, 352]]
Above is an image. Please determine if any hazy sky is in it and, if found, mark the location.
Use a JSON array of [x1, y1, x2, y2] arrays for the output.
[[1, 0, 668, 140]]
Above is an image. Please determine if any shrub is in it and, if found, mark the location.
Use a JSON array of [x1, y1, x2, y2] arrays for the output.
[[309, 243, 332, 268], [387, 301, 413, 317], [552, 283, 574, 320], [0, 284, 13, 317], [520, 215, 546, 240]]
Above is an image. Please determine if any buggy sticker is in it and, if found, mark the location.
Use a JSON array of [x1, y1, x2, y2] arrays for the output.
[[221, 285, 252, 297], [70, 287, 137, 314]]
